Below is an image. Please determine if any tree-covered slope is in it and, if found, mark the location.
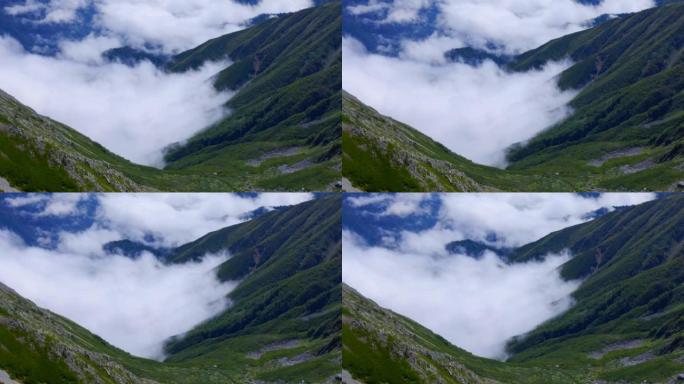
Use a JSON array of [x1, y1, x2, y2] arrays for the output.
[[0, 2, 341, 192], [163, 1, 342, 191], [343, 196, 684, 383], [343, 3, 684, 192]]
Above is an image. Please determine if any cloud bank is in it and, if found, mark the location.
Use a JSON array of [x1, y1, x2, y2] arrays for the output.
[[0, 230, 233, 359], [0, 36, 231, 166], [0, 193, 313, 358], [5, 0, 313, 53], [343, 193, 657, 358], [343, 38, 577, 166], [344, 233, 579, 359], [348, 0, 655, 54]]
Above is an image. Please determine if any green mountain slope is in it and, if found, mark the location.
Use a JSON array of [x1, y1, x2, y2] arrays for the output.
[[163, 1, 341, 191], [504, 195, 684, 383], [162, 196, 342, 383], [343, 3, 684, 192], [0, 197, 342, 383], [506, 3, 684, 191], [0, 2, 341, 192], [343, 196, 684, 383]]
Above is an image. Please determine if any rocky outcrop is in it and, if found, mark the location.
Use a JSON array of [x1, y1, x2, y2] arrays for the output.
[[0, 283, 158, 384], [0, 89, 150, 192]]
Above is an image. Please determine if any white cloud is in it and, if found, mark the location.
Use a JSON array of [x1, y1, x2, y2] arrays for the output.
[[5, 0, 88, 23], [343, 231, 580, 359], [347, 0, 432, 24], [434, 0, 655, 54], [0, 36, 231, 166], [5, 193, 314, 247], [366, 193, 656, 249], [0, 229, 235, 359], [347, 193, 430, 217], [5, 0, 313, 53], [348, 0, 654, 54], [93, 193, 314, 246], [342, 193, 658, 358], [343, 37, 577, 166]]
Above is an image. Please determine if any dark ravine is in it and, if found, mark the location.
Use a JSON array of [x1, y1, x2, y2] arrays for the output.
[[343, 195, 684, 383], [0, 196, 342, 383], [0, 2, 341, 192], [343, 3, 684, 192]]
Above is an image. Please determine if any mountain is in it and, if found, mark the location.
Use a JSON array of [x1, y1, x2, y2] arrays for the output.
[[506, 2, 684, 192], [162, 1, 341, 191], [343, 196, 684, 383], [503, 195, 684, 383], [0, 2, 341, 192], [0, 196, 342, 383], [161, 196, 342, 383], [343, 3, 684, 192]]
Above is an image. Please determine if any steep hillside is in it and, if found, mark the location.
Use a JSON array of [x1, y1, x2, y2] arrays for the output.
[[162, 195, 342, 383], [505, 3, 684, 191], [504, 195, 684, 383], [0, 2, 341, 192], [343, 3, 684, 192], [0, 282, 160, 384], [163, 1, 342, 191], [343, 196, 684, 383], [0, 89, 153, 192]]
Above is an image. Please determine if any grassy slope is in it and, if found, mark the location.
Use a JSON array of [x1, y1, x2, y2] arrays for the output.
[[0, 3, 341, 192], [344, 196, 684, 383], [504, 195, 684, 383], [343, 3, 684, 192]]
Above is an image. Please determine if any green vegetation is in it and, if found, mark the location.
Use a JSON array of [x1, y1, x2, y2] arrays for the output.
[[343, 3, 684, 192], [343, 196, 684, 383], [0, 197, 342, 383], [0, 1, 341, 192]]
